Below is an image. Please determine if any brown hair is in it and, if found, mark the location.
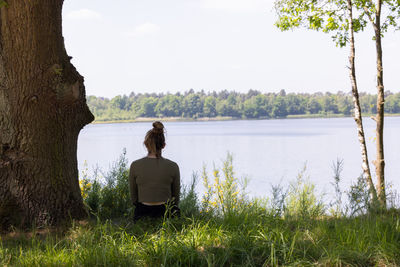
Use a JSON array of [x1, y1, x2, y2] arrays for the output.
[[144, 121, 165, 158]]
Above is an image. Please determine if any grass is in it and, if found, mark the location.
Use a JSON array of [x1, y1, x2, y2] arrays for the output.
[[1, 212, 400, 266], [2, 154, 400, 266]]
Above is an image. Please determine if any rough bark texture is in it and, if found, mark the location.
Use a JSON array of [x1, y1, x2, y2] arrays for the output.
[[0, 0, 94, 229], [346, 0, 377, 201], [373, 0, 386, 207]]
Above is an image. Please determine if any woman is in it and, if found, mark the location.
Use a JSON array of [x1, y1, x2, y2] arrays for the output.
[[129, 121, 180, 220]]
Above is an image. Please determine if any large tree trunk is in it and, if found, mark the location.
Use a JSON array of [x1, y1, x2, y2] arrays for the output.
[[373, 0, 386, 207], [346, 0, 377, 202], [0, 0, 94, 229]]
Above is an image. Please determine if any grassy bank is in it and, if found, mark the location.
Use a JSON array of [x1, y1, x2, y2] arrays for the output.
[[1, 154, 400, 266], [92, 116, 236, 124], [286, 114, 347, 119], [91, 113, 400, 124]]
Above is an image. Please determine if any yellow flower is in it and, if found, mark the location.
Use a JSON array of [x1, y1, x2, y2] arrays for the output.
[[79, 179, 92, 200]]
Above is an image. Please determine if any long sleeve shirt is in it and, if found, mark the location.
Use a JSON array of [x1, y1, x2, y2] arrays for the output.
[[129, 157, 180, 206]]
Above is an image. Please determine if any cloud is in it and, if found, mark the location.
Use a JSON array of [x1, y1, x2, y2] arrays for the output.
[[125, 23, 161, 37], [202, 0, 271, 12], [66, 9, 102, 20]]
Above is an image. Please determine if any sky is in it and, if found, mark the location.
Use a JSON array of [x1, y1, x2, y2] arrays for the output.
[[62, 0, 400, 98]]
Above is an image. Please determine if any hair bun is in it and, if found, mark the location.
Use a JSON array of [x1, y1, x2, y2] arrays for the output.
[[152, 121, 164, 133]]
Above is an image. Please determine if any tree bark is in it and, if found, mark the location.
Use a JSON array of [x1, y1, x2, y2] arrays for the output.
[[0, 0, 94, 229], [346, 0, 377, 202], [373, 0, 386, 207]]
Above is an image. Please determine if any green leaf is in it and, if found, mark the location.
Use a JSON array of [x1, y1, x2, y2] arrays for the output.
[[54, 67, 63, 75], [0, 0, 8, 8]]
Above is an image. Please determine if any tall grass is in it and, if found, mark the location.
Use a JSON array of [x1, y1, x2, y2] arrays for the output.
[[284, 165, 325, 220], [1, 152, 400, 266], [79, 149, 133, 220]]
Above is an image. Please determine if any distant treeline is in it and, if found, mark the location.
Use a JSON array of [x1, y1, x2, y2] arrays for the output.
[[87, 89, 400, 121]]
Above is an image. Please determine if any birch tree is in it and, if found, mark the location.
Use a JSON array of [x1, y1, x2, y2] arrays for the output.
[[275, 0, 400, 207]]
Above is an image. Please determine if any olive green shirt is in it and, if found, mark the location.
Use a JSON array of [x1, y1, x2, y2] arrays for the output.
[[129, 157, 180, 206]]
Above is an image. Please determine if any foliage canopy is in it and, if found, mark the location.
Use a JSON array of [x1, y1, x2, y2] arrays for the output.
[[275, 0, 400, 46]]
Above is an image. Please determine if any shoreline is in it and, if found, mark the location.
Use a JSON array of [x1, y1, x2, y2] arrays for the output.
[[90, 113, 400, 125]]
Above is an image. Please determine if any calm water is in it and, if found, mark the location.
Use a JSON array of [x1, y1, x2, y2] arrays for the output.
[[77, 117, 400, 198]]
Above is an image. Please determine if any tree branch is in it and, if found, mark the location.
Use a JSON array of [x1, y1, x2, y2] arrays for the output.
[[363, 6, 377, 29]]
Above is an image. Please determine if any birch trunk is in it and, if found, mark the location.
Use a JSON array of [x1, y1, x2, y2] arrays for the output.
[[346, 0, 377, 201], [373, 0, 386, 207]]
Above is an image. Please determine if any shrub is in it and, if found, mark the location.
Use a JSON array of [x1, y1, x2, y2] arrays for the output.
[[98, 149, 132, 219], [329, 158, 344, 217], [347, 174, 372, 216], [79, 149, 133, 219], [284, 165, 325, 220], [269, 182, 287, 217], [201, 153, 248, 217], [179, 174, 201, 217]]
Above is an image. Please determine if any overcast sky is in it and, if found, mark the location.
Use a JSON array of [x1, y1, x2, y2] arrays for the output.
[[62, 0, 400, 98]]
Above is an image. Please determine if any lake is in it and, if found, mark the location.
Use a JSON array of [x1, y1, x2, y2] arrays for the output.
[[77, 117, 400, 199]]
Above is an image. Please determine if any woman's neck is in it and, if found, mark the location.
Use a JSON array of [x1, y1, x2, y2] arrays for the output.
[[147, 152, 160, 158]]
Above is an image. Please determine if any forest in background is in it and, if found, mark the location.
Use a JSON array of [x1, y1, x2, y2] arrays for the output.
[[87, 89, 400, 121]]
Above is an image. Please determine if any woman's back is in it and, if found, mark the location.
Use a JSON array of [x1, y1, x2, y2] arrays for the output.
[[129, 157, 180, 205]]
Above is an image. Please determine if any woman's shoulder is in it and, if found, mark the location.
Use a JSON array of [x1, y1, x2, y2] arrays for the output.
[[161, 157, 179, 168], [130, 157, 178, 169], [130, 157, 148, 167]]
